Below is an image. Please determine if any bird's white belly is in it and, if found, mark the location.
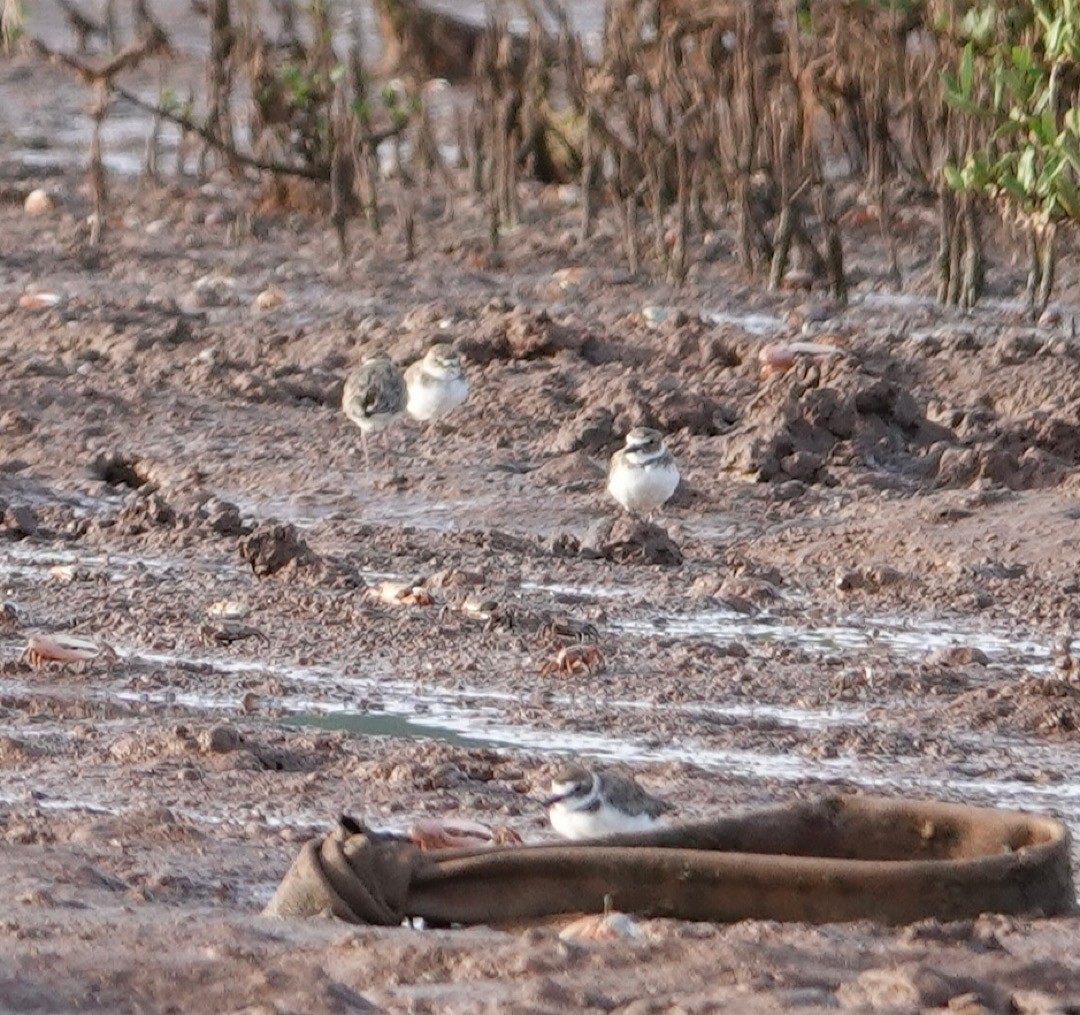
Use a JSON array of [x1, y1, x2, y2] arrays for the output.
[[550, 804, 663, 841], [407, 377, 469, 420], [607, 460, 679, 513]]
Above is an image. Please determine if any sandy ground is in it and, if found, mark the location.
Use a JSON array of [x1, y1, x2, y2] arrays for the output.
[[6, 13, 1080, 1011]]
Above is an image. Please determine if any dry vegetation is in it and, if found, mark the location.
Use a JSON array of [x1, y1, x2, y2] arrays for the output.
[[4, 0, 1080, 311]]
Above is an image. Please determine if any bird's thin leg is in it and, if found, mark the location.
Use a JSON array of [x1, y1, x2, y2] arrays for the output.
[[361, 430, 371, 469], [376, 428, 393, 470]]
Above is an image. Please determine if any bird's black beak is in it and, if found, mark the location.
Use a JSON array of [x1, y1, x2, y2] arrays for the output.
[[540, 790, 571, 808]]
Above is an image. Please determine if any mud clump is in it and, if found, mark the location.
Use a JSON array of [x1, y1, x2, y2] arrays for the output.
[[947, 676, 1080, 736], [195, 497, 246, 537], [3, 503, 38, 538], [722, 366, 951, 484], [548, 407, 615, 455], [590, 374, 730, 437], [935, 409, 1080, 490], [238, 522, 318, 577], [115, 491, 177, 534], [457, 308, 584, 364], [90, 451, 153, 490], [834, 565, 905, 594], [602, 517, 683, 567]]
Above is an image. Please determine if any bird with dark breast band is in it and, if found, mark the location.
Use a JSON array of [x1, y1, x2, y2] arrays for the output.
[[543, 763, 675, 840], [341, 353, 407, 467]]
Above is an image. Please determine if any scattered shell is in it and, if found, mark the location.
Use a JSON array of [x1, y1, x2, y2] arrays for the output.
[[549, 268, 588, 298], [364, 581, 436, 607], [642, 305, 669, 326], [48, 564, 97, 583], [781, 268, 814, 291], [253, 286, 286, 312], [21, 633, 115, 668], [460, 594, 497, 621], [18, 292, 65, 311], [559, 911, 642, 943], [23, 189, 55, 216], [406, 818, 523, 851], [555, 184, 581, 206], [758, 340, 843, 378], [191, 274, 239, 308], [1038, 305, 1063, 328], [642, 305, 688, 328], [206, 600, 250, 620]]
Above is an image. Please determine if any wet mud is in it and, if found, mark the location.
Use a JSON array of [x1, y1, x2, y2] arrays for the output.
[[6, 17, 1080, 1011]]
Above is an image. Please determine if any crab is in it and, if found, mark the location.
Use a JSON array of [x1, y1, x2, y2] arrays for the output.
[[20, 633, 117, 670], [539, 644, 606, 677], [199, 621, 269, 646], [539, 616, 600, 644], [0, 602, 19, 630]]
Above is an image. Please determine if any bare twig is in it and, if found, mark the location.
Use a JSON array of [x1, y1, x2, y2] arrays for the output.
[[31, 36, 406, 183]]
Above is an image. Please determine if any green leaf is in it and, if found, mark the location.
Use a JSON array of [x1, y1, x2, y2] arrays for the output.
[[943, 163, 965, 191], [1018, 146, 1038, 192], [1054, 172, 1080, 219], [993, 118, 1026, 139], [1058, 132, 1080, 174], [997, 173, 1028, 202], [1041, 106, 1058, 140], [960, 41, 975, 98]]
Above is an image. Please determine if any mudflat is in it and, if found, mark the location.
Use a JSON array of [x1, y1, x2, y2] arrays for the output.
[[4, 29, 1080, 1012]]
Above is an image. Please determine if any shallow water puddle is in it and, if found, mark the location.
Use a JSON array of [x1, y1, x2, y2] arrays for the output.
[[700, 309, 786, 335], [612, 606, 1052, 672], [0, 544, 191, 582]]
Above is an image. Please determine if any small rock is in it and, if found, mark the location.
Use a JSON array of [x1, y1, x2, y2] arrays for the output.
[[425, 568, 485, 589], [781, 268, 814, 291], [191, 274, 239, 308], [4, 505, 38, 537], [117, 491, 175, 532], [427, 762, 466, 789], [641, 305, 687, 328], [770, 480, 807, 501], [780, 450, 825, 483], [200, 725, 242, 753], [549, 407, 615, 456], [926, 645, 990, 667], [18, 291, 65, 311], [253, 286, 286, 312], [238, 521, 317, 577], [24, 189, 56, 215], [834, 565, 903, 593], [0, 410, 34, 435], [202, 497, 244, 537], [602, 516, 682, 567]]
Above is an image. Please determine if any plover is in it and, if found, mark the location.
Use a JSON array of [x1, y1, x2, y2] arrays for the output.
[[404, 343, 469, 421], [543, 763, 674, 840], [607, 427, 680, 516], [342, 353, 407, 466]]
